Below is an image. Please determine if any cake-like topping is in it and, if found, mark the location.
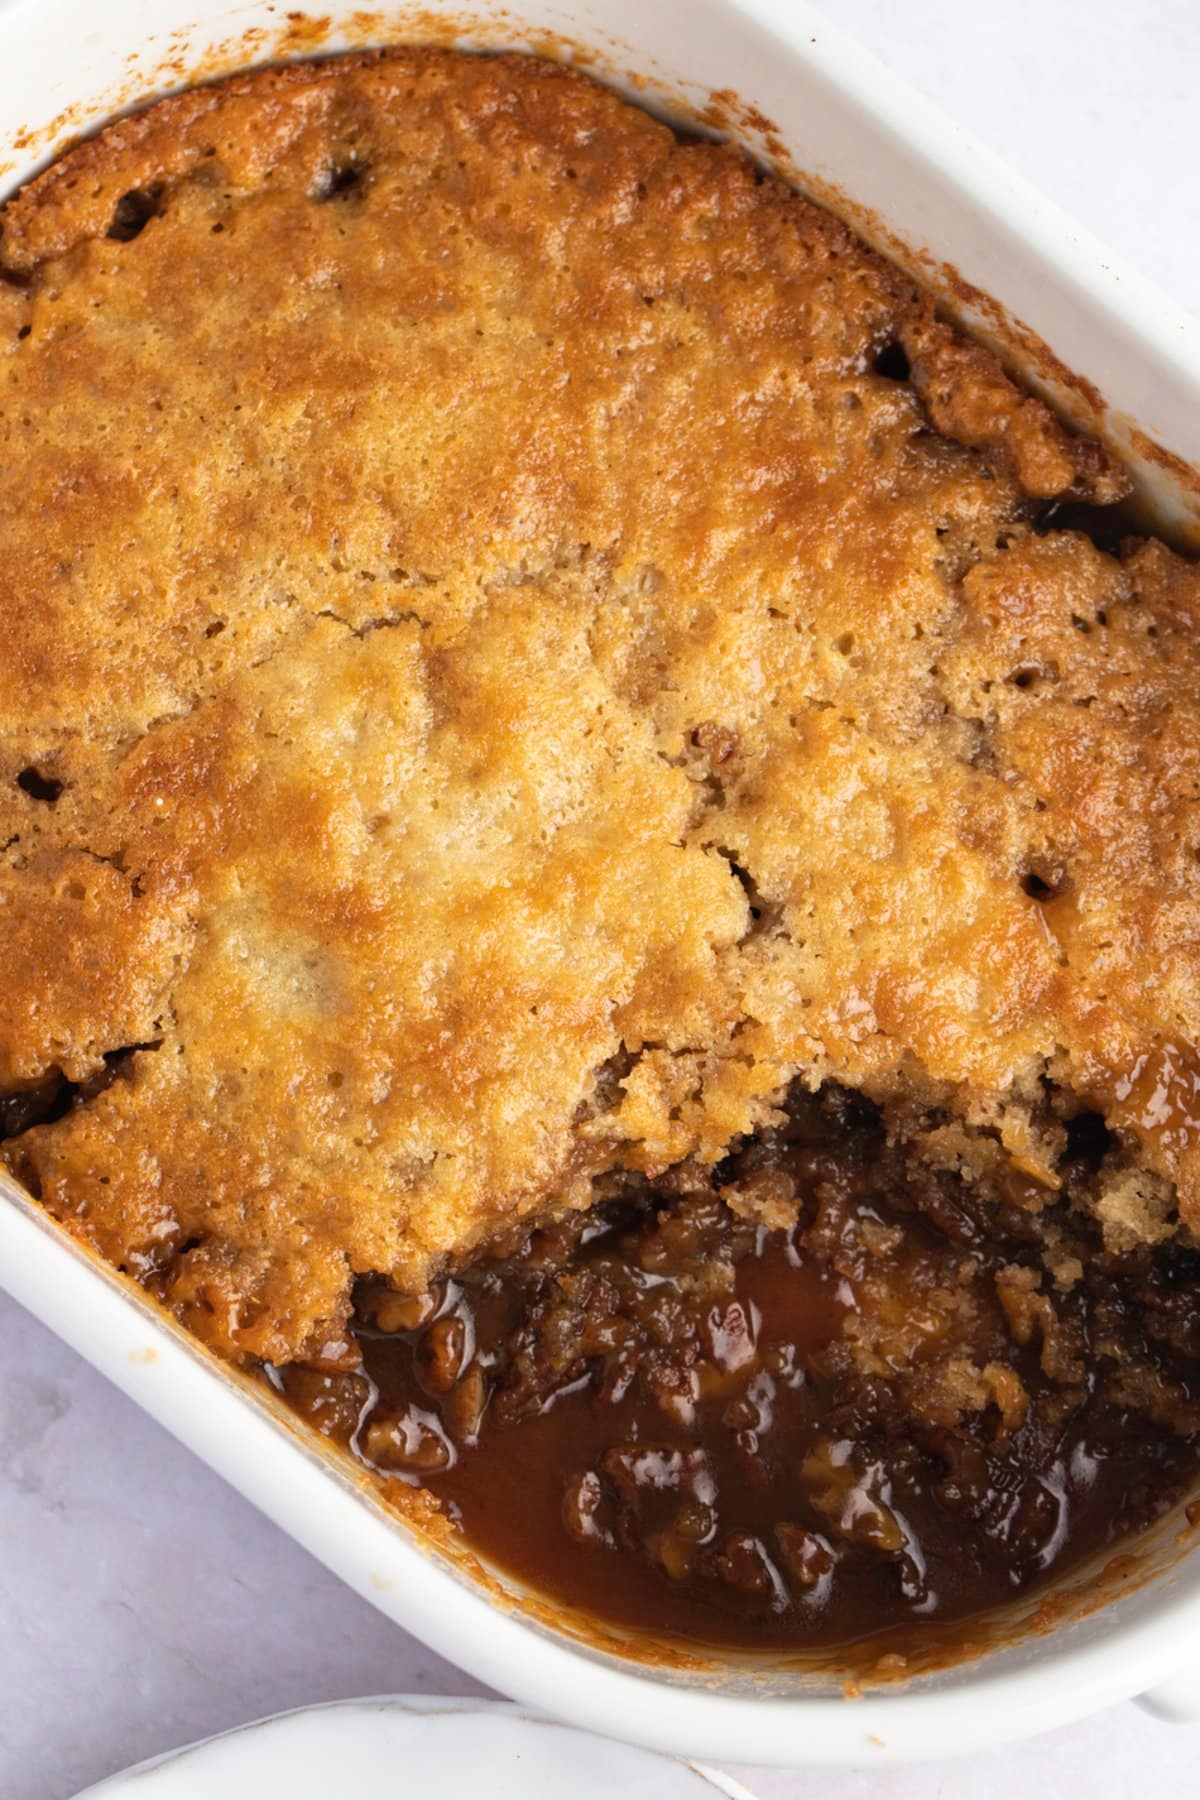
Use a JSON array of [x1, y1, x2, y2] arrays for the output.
[[2, 49, 1197, 1377]]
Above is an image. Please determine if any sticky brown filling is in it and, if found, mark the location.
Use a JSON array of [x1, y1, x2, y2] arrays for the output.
[[273, 1083, 1200, 1657]]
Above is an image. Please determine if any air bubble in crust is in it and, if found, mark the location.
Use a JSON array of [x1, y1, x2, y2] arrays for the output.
[[107, 185, 164, 243]]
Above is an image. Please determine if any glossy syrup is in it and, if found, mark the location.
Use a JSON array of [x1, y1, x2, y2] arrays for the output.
[[278, 1093, 1200, 1657]]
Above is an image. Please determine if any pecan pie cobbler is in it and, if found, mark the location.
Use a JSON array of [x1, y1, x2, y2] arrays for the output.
[[3, 49, 1199, 1658]]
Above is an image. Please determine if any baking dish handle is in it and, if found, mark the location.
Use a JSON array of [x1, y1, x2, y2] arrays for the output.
[[1136, 1673, 1200, 1724]]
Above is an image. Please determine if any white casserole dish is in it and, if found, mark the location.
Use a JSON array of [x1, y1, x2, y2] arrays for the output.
[[3, 0, 1200, 1767]]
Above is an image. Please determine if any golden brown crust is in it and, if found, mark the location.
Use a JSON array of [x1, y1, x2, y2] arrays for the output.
[[898, 319, 1128, 503], [0, 49, 1193, 1367]]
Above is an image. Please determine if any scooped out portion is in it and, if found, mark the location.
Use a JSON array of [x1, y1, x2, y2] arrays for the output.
[[281, 1082, 1200, 1656], [1, 48, 1199, 1658]]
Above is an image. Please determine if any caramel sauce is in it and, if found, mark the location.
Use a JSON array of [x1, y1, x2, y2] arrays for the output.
[[1108, 1039, 1200, 1161], [277, 1088, 1200, 1657]]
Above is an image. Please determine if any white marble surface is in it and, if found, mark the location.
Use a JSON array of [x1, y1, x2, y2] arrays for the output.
[[3, 3, 1200, 1796]]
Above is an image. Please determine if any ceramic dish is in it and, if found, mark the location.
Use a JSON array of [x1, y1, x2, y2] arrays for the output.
[[3, 0, 1200, 1766]]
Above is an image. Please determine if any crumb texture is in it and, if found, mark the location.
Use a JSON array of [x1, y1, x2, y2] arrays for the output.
[[1, 49, 1197, 1366]]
